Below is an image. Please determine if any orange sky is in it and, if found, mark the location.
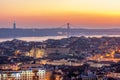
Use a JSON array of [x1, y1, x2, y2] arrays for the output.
[[0, 0, 120, 29]]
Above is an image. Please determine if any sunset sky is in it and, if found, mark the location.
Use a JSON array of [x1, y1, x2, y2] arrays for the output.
[[0, 0, 120, 29]]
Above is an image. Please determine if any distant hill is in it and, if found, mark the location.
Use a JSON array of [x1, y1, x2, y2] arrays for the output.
[[0, 28, 120, 38]]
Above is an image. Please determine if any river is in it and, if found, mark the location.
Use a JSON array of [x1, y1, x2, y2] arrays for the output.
[[0, 35, 120, 42]]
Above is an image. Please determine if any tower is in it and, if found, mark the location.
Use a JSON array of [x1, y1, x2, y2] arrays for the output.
[[67, 23, 70, 38], [13, 21, 16, 30], [13, 21, 17, 39]]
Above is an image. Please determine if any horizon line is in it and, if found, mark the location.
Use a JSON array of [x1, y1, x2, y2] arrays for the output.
[[0, 27, 120, 30]]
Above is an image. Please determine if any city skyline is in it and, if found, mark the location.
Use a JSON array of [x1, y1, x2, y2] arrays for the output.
[[0, 0, 120, 29]]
